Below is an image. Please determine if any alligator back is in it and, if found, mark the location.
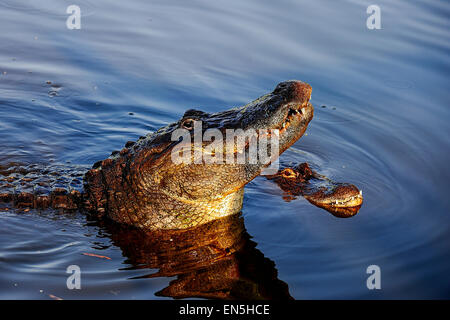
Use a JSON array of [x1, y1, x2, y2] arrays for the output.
[[0, 162, 89, 211]]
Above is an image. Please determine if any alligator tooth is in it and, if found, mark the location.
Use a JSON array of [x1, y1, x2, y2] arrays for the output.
[[301, 107, 306, 114], [359, 190, 363, 195], [282, 122, 285, 128]]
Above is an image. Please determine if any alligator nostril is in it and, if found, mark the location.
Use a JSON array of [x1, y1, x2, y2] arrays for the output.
[[181, 118, 195, 130], [288, 108, 296, 116]]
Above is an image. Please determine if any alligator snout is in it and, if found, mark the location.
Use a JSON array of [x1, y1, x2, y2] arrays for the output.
[[274, 80, 314, 130]]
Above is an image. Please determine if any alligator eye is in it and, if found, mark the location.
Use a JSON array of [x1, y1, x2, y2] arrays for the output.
[[281, 168, 297, 178], [181, 118, 195, 130]]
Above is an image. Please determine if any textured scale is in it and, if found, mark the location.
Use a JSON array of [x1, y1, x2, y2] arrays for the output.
[[0, 162, 89, 211]]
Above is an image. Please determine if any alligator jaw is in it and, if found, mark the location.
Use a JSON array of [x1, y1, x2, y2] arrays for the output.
[[304, 187, 363, 218], [312, 204, 362, 218]]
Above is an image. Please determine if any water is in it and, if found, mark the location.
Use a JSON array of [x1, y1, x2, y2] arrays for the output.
[[0, 0, 449, 299]]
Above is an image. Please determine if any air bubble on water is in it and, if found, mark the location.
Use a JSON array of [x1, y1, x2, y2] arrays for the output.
[[48, 84, 62, 97]]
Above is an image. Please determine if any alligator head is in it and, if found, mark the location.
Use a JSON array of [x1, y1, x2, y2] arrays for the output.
[[84, 80, 314, 229], [267, 163, 363, 218]]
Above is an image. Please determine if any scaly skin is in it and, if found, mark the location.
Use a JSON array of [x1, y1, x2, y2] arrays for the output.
[[0, 80, 362, 229]]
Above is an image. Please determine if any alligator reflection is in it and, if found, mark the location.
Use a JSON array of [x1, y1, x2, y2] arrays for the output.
[[96, 213, 292, 300]]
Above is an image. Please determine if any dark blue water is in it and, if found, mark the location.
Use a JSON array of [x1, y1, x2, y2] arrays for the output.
[[0, 0, 449, 299]]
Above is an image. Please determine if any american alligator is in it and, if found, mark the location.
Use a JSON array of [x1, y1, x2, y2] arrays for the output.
[[0, 80, 363, 229]]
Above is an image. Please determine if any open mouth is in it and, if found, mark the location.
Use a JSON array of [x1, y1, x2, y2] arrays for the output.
[[227, 101, 310, 155], [277, 101, 309, 134], [196, 100, 311, 157]]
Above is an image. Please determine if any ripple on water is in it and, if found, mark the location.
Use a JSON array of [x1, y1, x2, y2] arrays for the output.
[[245, 118, 414, 254], [0, 0, 97, 17]]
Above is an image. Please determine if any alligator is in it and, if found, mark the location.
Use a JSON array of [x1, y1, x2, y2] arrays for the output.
[[0, 80, 363, 230], [267, 162, 362, 217]]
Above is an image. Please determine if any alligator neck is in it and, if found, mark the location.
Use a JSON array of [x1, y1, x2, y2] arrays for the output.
[[107, 188, 245, 230]]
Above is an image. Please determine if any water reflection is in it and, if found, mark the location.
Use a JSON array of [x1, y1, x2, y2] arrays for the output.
[[96, 213, 292, 300]]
